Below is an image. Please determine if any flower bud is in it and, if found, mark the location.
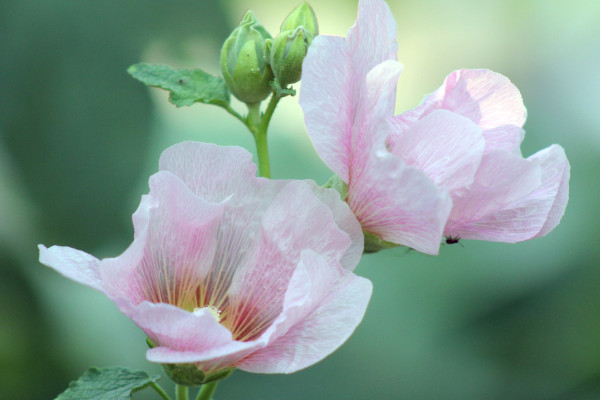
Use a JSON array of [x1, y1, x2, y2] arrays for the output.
[[220, 11, 274, 104], [280, 2, 319, 46], [265, 27, 310, 86]]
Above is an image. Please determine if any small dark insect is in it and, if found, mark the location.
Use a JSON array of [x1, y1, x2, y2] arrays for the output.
[[178, 79, 184, 84], [445, 236, 461, 245]]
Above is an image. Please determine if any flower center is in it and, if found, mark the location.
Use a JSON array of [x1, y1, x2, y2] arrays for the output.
[[193, 305, 222, 322]]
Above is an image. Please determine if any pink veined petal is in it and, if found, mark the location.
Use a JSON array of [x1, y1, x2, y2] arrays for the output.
[[238, 250, 372, 373], [226, 181, 352, 342], [347, 0, 398, 86], [159, 141, 258, 203], [101, 171, 224, 307], [132, 194, 156, 240], [389, 109, 485, 195], [482, 125, 525, 155], [306, 181, 364, 271], [531, 145, 570, 238], [393, 70, 527, 153], [300, 0, 400, 182], [445, 150, 546, 241], [115, 299, 258, 371], [349, 146, 452, 255], [38, 245, 103, 292], [300, 35, 353, 181], [117, 300, 233, 352], [350, 60, 404, 173], [416, 69, 526, 128]]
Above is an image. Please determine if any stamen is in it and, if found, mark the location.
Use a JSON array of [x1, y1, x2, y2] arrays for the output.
[[193, 305, 222, 322]]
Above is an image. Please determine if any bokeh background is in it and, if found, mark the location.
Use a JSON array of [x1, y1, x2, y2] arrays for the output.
[[1, 0, 598, 399]]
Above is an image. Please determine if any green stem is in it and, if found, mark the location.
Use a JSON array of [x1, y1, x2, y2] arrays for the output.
[[176, 384, 189, 400], [254, 125, 271, 178], [195, 381, 219, 400], [259, 93, 282, 133], [150, 382, 172, 400], [245, 101, 273, 178], [246, 103, 261, 131], [223, 104, 246, 125]]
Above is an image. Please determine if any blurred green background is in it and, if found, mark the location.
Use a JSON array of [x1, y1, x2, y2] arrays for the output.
[[1, 0, 598, 399]]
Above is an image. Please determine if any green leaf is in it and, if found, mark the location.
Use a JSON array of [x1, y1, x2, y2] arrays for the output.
[[128, 63, 230, 108], [57, 366, 161, 400]]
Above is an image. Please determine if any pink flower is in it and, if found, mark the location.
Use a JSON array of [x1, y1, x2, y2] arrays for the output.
[[299, 0, 569, 254], [389, 69, 570, 242], [39, 142, 371, 375]]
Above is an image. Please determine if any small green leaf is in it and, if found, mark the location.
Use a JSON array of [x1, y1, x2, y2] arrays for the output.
[[57, 366, 160, 400], [128, 63, 230, 108]]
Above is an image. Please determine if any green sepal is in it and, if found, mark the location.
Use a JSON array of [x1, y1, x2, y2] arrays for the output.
[[268, 27, 309, 86], [56, 366, 160, 400], [146, 337, 156, 348], [270, 78, 296, 98], [363, 231, 400, 254], [322, 174, 348, 201], [280, 2, 319, 45], [127, 63, 231, 108], [162, 363, 235, 386]]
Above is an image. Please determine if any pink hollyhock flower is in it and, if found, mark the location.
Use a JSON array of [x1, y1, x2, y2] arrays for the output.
[[39, 142, 371, 376], [389, 69, 570, 242], [299, 0, 569, 254]]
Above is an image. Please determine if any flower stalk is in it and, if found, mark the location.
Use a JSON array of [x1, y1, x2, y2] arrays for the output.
[[243, 91, 284, 179], [176, 384, 189, 400], [195, 381, 219, 400], [150, 382, 172, 400]]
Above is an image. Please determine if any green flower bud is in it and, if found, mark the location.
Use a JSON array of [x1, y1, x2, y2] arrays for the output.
[[280, 2, 319, 46], [266, 27, 309, 86], [220, 11, 273, 104]]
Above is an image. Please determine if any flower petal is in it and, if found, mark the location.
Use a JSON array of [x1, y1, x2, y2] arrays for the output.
[[411, 69, 526, 128], [158, 141, 258, 203], [481, 125, 525, 154], [389, 109, 485, 194], [226, 181, 352, 341], [351, 60, 404, 169], [115, 299, 258, 371], [347, 0, 399, 82], [300, 35, 353, 181], [38, 245, 103, 292], [349, 147, 452, 255], [307, 181, 364, 271], [300, 0, 399, 182], [531, 145, 570, 238], [451, 145, 568, 241], [445, 150, 541, 238], [237, 250, 372, 373], [444, 144, 569, 241], [101, 171, 223, 307]]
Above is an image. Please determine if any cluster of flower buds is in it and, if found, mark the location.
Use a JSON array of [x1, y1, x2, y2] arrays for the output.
[[220, 2, 318, 104]]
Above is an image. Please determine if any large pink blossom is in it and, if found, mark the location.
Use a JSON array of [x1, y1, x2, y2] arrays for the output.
[[39, 142, 371, 375], [299, 0, 569, 254]]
